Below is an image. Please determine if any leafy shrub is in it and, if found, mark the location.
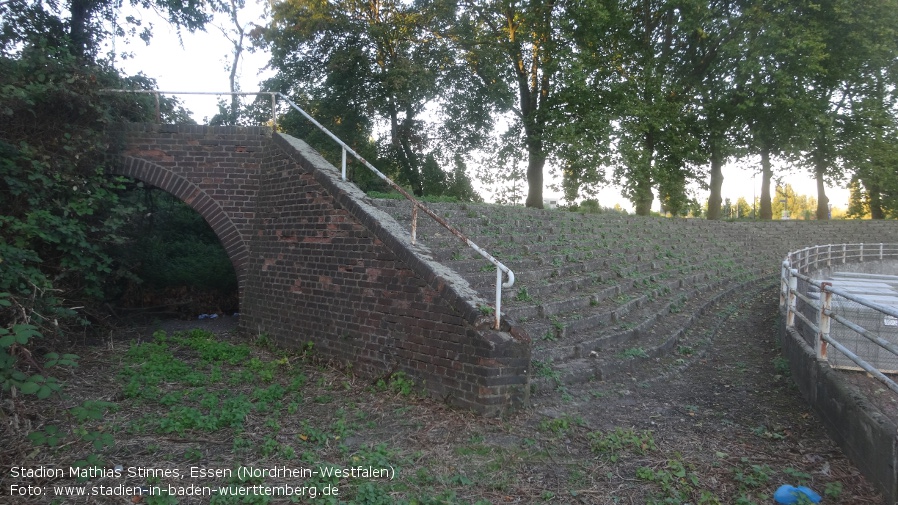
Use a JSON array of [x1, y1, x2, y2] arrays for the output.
[[1, 309, 79, 404], [0, 40, 193, 330]]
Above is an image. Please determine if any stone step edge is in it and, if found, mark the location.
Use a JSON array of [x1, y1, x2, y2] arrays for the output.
[[528, 275, 777, 392]]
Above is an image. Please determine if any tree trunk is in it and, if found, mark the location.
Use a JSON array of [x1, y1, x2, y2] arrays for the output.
[[228, 0, 245, 124], [869, 183, 885, 219], [759, 146, 773, 220], [524, 125, 545, 208], [525, 151, 545, 208], [706, 144, 724, 220], [634, 178, 654, 216], [69, 0, 95, 58], [809, 124, 831, 220], [634, 129, 655, 216], [389, 108, 422, 196], [813, 168, 830, 220], [815, 165, 830, 220], [229, 44, 242, 123], [812, 135, 830, 220]]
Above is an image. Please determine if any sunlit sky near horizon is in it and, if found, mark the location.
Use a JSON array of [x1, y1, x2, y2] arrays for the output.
[[112, 4, 850, 214]]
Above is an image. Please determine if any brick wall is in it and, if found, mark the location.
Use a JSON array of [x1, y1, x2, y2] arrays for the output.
[[241, 134, 530, 415], [108, 124, 267, 291], [109, 124, 531, 415]]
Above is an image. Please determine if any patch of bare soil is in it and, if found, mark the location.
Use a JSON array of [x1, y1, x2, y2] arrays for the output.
[[0, 286, 884, 504]]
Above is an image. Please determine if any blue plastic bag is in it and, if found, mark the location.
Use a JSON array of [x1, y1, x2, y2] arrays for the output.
[[774, 485, 822, 504]]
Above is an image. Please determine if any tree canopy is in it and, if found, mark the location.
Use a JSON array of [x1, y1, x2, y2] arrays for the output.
[[256, 0, 898, 214]]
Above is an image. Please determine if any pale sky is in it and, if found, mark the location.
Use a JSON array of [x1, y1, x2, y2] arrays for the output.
[[112, 4, 850, 213]]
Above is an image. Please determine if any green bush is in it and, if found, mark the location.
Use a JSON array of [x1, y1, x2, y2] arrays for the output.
[[0, 305, 79, 401], [0, 42, 179, 327]]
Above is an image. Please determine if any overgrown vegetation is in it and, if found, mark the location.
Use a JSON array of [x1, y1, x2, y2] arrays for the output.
[[2, 324, 876, 504], [0, 0, 235, 439]]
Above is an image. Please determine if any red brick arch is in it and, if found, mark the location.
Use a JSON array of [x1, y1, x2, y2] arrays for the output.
[[109, 156, 249, 285]]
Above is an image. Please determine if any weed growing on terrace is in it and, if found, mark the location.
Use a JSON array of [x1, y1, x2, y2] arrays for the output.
[[375, 371, 416, 396], [589, 427, 656, 462], [636, 459, 713, 504], [614, 293, 633, 304], [772, 355, 791, 376], [550, 316, 564, 333], [677, 345, 695, 356], [618, 347, 649, 359], [531, 359, 560, 384], [538, 414, 584, 436]]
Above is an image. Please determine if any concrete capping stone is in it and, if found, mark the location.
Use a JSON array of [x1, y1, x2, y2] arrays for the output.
[[779, 315, 898, 504], [271, 133, 518, 334]]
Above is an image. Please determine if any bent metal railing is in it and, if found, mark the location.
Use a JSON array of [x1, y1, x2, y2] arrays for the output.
[[102, 89, 515, 329], [781, 243, 898, 395]]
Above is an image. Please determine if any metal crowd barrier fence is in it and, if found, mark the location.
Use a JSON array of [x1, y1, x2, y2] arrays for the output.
[[101, 90, 514, 329], [780, 243, 898, 394]]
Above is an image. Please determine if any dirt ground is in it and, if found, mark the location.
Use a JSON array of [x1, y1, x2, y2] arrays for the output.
[[0, 284, 887, 504]]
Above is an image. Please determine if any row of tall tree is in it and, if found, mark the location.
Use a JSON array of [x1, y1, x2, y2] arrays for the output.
[[255, 0, 898, 218]]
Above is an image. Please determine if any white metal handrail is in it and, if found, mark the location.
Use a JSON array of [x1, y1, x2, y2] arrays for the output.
[[102, 89, 515, 329], [781, 243, 898, 395], [785, 243, 898, 276]]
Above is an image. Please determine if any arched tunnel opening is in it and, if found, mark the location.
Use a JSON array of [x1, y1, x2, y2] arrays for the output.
[[106, 180, 240, 322]]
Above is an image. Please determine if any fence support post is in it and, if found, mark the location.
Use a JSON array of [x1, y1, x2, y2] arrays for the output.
[[817, 282, 832, 361], [780, 261, 789, 308], [787, 270, 798, 328]]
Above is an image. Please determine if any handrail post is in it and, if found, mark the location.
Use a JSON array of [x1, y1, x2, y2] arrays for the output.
[[817, 282, 832, 360], [495, 269, 503, 330], [410, 204, 418, 244], [271, 93, 277, 129], [341, 147, 347, 181]]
